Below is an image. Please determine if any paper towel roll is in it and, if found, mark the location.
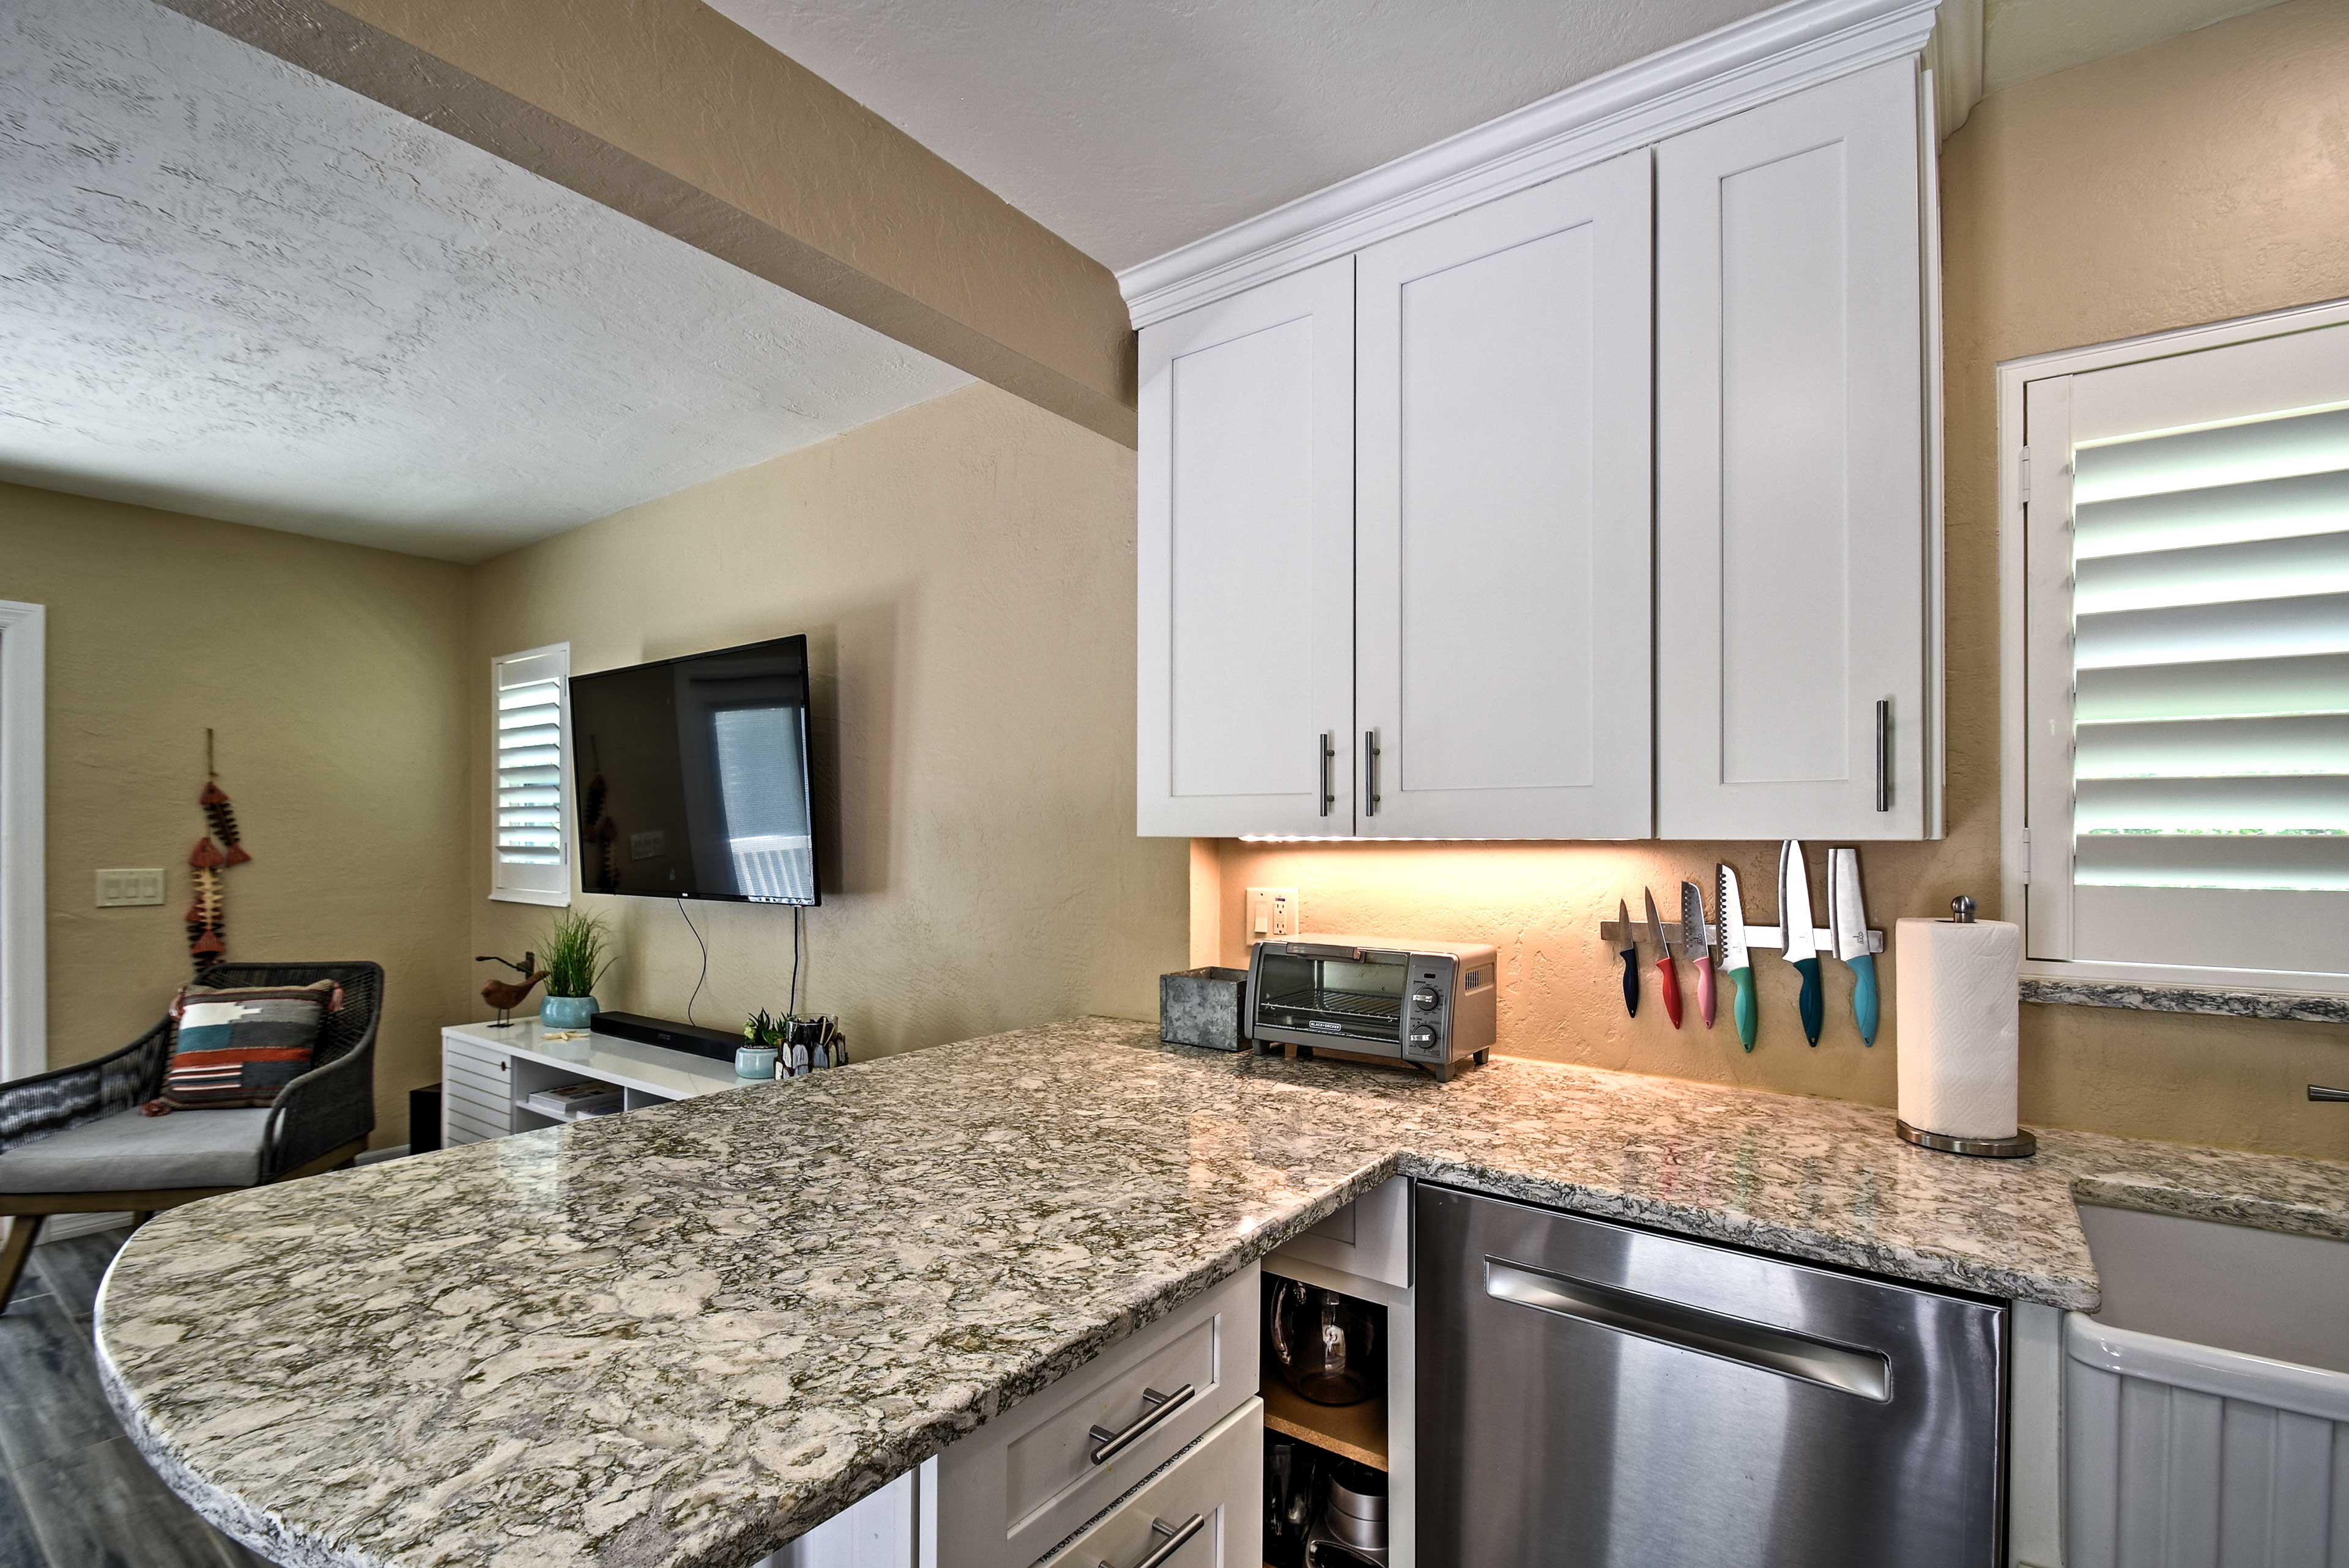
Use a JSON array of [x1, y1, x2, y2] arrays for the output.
[[1896, 915, 2023, 1141]]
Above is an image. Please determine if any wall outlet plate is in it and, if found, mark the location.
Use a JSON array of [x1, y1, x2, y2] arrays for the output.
[[95, 867, 165, 908], [1246, 887, 1299, 941]]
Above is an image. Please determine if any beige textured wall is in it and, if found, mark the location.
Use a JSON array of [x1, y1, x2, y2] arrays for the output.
[[1215, 0, 2349, 1163], [0, 483, 473, 1145], [469, 383, 1187, 1056]]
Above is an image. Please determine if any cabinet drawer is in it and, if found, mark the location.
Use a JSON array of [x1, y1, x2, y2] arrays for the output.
[[443, 1080, 509, 1127], [933, 1263, 1258, 1568], [1272, 1176, 1409, 1288], [443, 1103, 508, 1145], [443, 1059, 510, 1108], [442, 1036, 510, 1076], [1036, 1399, 1263, 1568]]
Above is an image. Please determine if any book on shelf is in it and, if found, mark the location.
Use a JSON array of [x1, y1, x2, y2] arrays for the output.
[[525, 1081, 625, 1118]]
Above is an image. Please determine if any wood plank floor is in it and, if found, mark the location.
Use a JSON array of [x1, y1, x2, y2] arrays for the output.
[[0, 1231, 267, 1568]]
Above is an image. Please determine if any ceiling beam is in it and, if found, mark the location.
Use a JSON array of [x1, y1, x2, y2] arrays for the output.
[[150, 0, 1138, 448]]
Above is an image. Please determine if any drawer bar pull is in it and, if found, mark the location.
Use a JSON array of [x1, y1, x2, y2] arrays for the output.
[[1098, 1513, 1205, 1568], [1086, 1383, 1195, 1465]]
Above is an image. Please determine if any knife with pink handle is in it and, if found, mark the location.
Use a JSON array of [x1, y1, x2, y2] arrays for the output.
[[1680, 880, 1716, 1030]]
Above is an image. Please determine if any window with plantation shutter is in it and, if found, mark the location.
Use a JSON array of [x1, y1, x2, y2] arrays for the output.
[[2018, 312, 2349, 986], [490, 644, 571, 906]]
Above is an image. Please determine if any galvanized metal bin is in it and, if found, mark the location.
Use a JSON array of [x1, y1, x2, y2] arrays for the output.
[[1160, 966, 1250, 1052]]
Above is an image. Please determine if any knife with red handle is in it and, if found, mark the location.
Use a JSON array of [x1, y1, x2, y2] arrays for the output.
[[1644, 888, 1682, 1029]]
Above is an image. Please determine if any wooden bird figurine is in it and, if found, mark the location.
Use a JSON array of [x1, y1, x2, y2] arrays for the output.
[[477, 952, 545, 1029]]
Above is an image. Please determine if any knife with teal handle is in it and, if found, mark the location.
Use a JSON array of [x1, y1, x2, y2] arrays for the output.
[[1716, 863, 1757, 1051], [1829, 847, 1879, 1045], [1848, 953, 1879, 1045], [1792, 955, 1824, 1046], [1778, 840, 1824, 1047]]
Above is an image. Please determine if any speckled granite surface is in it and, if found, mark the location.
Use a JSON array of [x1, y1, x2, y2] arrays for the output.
[[2020, 975, 2349, 1025], [96, 1018, 2349, 1568]]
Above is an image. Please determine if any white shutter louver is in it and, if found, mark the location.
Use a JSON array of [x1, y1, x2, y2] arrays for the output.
[[2025, 319, 2349, 977], [491, 645, 571, 904]]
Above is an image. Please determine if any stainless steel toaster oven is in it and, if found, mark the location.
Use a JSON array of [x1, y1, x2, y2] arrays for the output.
[[1246, 935, 1497, 1080]]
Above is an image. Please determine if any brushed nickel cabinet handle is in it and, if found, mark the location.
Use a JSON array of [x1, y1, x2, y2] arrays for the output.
[[1318, 731, 1334, 818], [1097, 1514, 1205, 1568], [1874, 698, 1891, 813], [1086, 1383, 1195, 1465], [1363, 729, 1381, 818]]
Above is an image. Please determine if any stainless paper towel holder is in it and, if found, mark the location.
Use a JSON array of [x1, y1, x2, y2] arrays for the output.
[[1895, 896, 2038, 1159]]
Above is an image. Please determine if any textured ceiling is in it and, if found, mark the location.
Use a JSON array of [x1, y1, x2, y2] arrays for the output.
[[0, 0, 969, 562], [705, 0, 1784, 272]]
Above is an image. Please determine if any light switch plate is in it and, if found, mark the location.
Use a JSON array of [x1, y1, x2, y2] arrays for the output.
[[96, 867, 166, 908], [1245, 887, 1299, 941]]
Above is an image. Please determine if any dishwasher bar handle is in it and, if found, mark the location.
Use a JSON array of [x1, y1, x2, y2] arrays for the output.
[[1485, 1258, 1891, 1402]]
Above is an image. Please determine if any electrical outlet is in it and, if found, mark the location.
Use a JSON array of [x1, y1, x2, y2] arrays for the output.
[[1246, 887, 1300, 941], [95, 867, 165, 908]]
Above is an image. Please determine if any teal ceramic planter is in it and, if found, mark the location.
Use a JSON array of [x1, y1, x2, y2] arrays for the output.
[[541, 995, 599, 1029]]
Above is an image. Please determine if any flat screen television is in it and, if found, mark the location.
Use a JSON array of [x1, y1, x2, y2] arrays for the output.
[[566, 634, 820, 905]]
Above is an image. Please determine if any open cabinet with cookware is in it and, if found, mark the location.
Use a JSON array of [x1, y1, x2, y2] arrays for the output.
[[1261, 1198, 1416, 1568]]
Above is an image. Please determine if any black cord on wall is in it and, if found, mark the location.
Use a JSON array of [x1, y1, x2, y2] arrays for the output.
[[678, 900, 708, 1025]]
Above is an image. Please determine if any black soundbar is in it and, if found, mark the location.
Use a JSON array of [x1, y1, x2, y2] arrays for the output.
[[590, 1011, 741, 1065]]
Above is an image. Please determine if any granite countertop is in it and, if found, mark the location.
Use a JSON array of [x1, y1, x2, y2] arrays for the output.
[[96, 1019, 2349, 1568]]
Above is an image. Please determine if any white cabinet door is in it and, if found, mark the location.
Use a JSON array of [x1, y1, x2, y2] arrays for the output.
[[1138, 259, 1356, 837], [1356, 151, 1653, 838], [1656, 57, 1935, 840]]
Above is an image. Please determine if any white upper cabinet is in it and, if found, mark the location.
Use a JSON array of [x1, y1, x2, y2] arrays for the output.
[[1134, 24, 1947, 843], [1655, 57, 1938, 840], [1137, 258, 1355, 837], [1355, 151, 1654, 839]]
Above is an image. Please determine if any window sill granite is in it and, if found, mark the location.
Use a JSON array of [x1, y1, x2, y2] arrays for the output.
[[2019, 977, 2349, 1026]]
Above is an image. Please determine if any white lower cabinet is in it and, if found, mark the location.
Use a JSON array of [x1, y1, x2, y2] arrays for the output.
[[1036, 1401, 1264, 1568], [929, 1264, 1260, 1568]]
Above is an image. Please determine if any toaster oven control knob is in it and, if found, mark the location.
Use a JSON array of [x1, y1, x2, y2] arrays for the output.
[[1408, 1024, 1439, 1051], [1410, 986, 1441, 1011]]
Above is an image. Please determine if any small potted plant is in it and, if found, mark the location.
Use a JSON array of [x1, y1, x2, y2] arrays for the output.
[[540, 909, 615, 1029], [738, 1008, 783, 1079]]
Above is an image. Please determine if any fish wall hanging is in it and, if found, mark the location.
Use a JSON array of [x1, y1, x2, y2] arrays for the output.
[[185, 729, 251, 974]]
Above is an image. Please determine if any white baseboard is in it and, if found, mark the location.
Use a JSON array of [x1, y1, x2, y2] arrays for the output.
[[39, 1211, 133, 1243]]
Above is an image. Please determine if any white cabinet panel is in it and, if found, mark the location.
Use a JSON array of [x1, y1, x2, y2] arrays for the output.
[[1356, 152, 1653, 838], [1138, 261, 1354, 837], [762, 1471, 915, 1568], [1657, 57, 1935, 840]]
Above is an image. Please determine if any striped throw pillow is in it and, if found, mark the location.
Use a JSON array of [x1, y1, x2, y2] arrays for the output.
[[142, 979, 340, 1115]]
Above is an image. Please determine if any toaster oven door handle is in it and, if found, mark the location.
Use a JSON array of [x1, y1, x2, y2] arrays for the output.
[[1285, 943, 1367, 961]]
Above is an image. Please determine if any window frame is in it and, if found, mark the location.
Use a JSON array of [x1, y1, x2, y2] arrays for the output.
[[1997, 295, 2349, 997], [0, 599, 45, 1081], [489, 642, 573, 908]]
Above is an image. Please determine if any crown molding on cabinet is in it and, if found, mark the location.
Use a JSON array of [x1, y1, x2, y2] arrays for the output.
[[1926, 0, 1984, 138], [1118, 0, 1943, 330]]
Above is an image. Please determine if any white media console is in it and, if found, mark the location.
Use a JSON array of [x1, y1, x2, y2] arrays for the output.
[[438, 1018, 743, 1147]]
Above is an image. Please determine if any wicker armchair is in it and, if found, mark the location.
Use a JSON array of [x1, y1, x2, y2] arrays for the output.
[[0, 961, 382, 1309]]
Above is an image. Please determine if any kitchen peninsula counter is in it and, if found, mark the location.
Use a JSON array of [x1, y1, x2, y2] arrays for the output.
[[96, 1018, 2349, 1568]]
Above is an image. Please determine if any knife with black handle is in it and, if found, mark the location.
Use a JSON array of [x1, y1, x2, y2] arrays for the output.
[[1617, 898, 1639, 1018]]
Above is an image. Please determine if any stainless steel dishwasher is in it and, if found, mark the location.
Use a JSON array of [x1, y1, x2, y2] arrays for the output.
[[1417, 1183, 2005, 1566]]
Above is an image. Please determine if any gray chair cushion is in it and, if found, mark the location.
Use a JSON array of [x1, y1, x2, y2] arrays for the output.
[[0, 1108, 269, 1194]]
